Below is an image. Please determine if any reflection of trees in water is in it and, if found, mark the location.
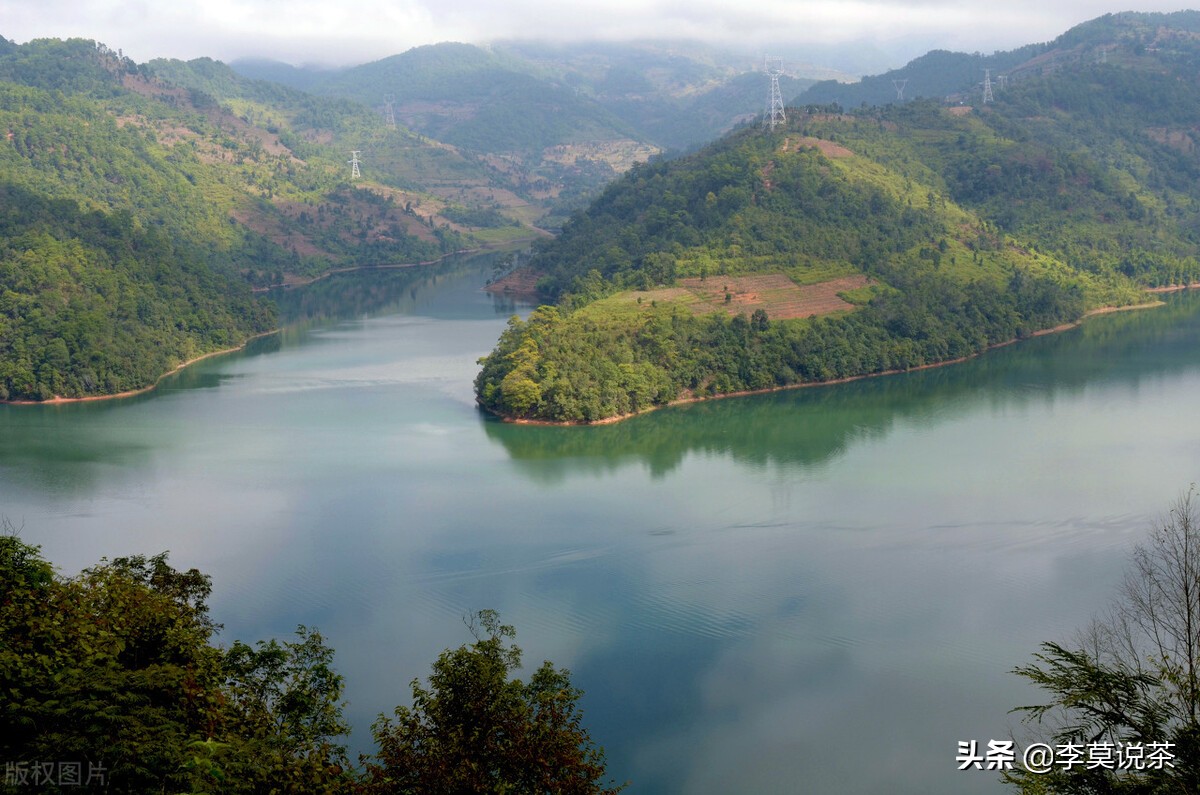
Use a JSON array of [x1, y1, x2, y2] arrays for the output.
[[267, 251, 520, 326], [488, 293, 530, 317], [482, 292, 1200, 482]]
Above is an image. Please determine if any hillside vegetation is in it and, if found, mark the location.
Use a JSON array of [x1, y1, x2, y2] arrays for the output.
[[233, 41, 828, 226], [475, 12, 1200, 423], [0, 38, 496, 401]]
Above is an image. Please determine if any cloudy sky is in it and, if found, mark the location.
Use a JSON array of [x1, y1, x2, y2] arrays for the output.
[[1, 1, 1197, 70]]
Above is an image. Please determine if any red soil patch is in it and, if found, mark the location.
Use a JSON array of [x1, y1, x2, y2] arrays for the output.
[[785, 136, 854, 158], [679, 273, 869, 319]]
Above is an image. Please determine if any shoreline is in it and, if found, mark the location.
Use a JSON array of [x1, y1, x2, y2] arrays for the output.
[[3, 241, 534, 407], [485, 298, 1169, 427], [1, 329, 280, 407]]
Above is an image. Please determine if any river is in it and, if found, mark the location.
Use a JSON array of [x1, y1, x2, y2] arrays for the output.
[[3, 254, 1200, 793]]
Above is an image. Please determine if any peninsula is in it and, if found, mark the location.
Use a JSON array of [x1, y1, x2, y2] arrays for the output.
[[476, 12, 1200, 424]]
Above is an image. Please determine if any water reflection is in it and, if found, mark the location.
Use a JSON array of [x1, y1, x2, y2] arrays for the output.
[[268, 250, 523, 326], [483, 292, 1200, 480]]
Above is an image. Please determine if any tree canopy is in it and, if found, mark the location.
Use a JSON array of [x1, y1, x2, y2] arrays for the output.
[[1009, 491, 1200, 793], [365, 610, 623, 794], [0, 534, 620, 793], [0, 530, 355, 793]]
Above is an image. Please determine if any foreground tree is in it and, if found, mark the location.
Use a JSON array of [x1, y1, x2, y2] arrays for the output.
[[364, 610, 623, 794], [0, 532, 353, 793], [1009, 491, 1200, 793], [2, 533, 620, 793]]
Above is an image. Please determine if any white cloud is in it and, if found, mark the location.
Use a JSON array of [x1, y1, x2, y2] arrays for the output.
[[1, 0, 1197, 66]]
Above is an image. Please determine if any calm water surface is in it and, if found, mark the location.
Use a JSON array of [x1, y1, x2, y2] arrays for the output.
[[4, 256, 1200, 794]]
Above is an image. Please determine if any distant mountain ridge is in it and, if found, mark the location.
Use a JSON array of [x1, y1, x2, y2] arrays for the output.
[[232, 40, 825, 152], [797, 10, 1200, 108]]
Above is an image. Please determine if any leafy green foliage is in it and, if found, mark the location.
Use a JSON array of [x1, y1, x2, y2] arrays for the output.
[[213, 628, 354, 792], [1, 536, 622, 793], [0, 535, 355, 793], [364, 610, 622, 794], [0, 184, 275, 401], [0, 535, 353, 793], [1009, 492, 1200, 793]]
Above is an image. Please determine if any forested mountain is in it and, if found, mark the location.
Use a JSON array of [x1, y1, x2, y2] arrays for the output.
[[230, 40, 832, 227], [475, 12, 1200, 423], [797, 45, 1046, 108], [0, 37, 495, 401], [488, 40, 820, 150], [235, 40, 824, 156], [295, 43, 639, 154]]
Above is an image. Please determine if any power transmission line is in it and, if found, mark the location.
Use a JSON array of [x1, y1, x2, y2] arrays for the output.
[[383, 94, 396, 129], [764, 56, 786, 130]]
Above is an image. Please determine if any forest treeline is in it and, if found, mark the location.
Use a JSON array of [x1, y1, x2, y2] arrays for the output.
[[0, 37, 476, 401], [477, 13, 1200, 422]]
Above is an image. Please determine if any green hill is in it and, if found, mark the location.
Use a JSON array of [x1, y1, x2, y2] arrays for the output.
[[475, 13, 1200, 423], [0, 37, 489, 402], [230, 41, 823, 226], [797, 46, 1046, 108], [231, 46, 649, 230], [236, 41, 825, 154]]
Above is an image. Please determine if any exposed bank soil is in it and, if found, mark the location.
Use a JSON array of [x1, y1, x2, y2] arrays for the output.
[[1147, 283, 1200, 292], [486, 299, 1169, 427], [2, 330, 280, 407]]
